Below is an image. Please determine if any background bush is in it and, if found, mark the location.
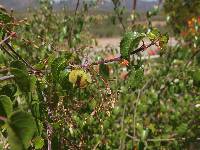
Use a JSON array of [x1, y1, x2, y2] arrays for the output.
[[0, 0, 199, 149]]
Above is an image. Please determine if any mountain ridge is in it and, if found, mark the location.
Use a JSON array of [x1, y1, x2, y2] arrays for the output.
[[0, 0, 159, 12]]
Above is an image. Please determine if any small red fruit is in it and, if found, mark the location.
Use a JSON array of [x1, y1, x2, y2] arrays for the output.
[[120, 59, 129, 66]]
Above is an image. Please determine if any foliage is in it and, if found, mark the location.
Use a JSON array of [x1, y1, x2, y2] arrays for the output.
[[0, 0, 199, 150], [164, 0, 200, 35]]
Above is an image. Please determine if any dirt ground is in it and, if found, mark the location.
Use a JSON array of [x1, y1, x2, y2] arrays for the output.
[[96, 37, 177, 48]]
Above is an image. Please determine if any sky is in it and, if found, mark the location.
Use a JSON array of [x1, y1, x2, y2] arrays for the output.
[[53, 0, 158, 2]]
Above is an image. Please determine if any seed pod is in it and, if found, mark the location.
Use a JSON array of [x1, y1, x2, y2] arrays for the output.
[[69, 69, 92, 88]]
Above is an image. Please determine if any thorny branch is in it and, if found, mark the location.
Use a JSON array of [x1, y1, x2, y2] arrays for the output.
[[0, 31, 157, 82], [0, 34, 43, 75], [82, 40, 156, 68]]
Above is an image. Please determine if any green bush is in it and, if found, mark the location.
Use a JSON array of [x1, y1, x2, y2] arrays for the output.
[[164, 0, 200, 35], [0, 0, 199, 149]]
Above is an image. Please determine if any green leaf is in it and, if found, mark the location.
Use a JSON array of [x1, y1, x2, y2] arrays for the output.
[[159, 34, 169, 48], [147, 5, 159, 18], [193, 69, 200, 87], [128, 68, 144, 90], [76, 17, 84, 33], [51, 58, 64, 81], [176, 123, 188, 135], [10, 60, 28, 74], [147, 28, 160, 41], [33, 136, 44, 149], [10, 60, 31, 93], [120, 31, 145, 59], [0, 84, 17, 99], [0, 10, 13, 37], [0, 11, 12, 24], [34, 63, 45, 70], [51, 54, 71, 82], [7, 111, 36, 150], [52, 136, 59, 150], [99, 64, 110, 79], [0, 95, 13, 118], [59, 71, 73, 91], [31, 102, 40, 119], [141, 129, 149, 140], [10, 68, 31, 93], [138, 141, 145, 150]]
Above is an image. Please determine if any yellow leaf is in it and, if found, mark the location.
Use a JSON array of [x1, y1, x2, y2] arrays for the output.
[[69, 69, 92, 88]]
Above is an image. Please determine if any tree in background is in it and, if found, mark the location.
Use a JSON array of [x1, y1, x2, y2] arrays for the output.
[[164, 0, 200, 35]]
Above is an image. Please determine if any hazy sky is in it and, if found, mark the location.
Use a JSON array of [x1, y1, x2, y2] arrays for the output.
[[53, 0, 158, 2]]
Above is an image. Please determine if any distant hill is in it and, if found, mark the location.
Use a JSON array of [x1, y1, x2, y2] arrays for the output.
[[0, 0, 37, 10], [0, 0, 159, 12]]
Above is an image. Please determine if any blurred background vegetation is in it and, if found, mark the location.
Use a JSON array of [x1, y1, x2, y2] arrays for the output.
[[0, 0, 200, 150]]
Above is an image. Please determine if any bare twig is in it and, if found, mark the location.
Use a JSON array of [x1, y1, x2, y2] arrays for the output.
[[130, 40, 155, 55], [0, 33, 14, 46], [114, 7, 126, 31], [132, 0, 137, 11], [0, 75, 14, 82], [75, 0, 80, 15], [0, 45, 16, 60], [1, 41, 43, 75], [112, 1, 126, 31], [5, 42, 35, 70], [83, 41, 156, 68], [185, 49, 200, 67], [117, 13, 126, 31], [92, 140, 101, 150], [90, 56, 121, 66]]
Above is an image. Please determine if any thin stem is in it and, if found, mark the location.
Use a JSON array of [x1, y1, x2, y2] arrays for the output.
[[5, 42, 34, 70], [130, 41, 155, 55], [4, 42, 43, 75], [133, 78, 152, 138], [115, 7, 126, 31], [185, 49, 200, 67], [83, 41, 155, 67], [91, 57, 121, 66], [119, 105, 126, 149], [117, 13, 126, 31], [112, 0, 126, 31], [0, 45, 17, 60], [0, 33, 13, 46], [75, 0, 80, 15], [0, 75, 14, 82], [92, 140, 101, 150], [133, 90, 141, 137], [132, 0, 137, 11]]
